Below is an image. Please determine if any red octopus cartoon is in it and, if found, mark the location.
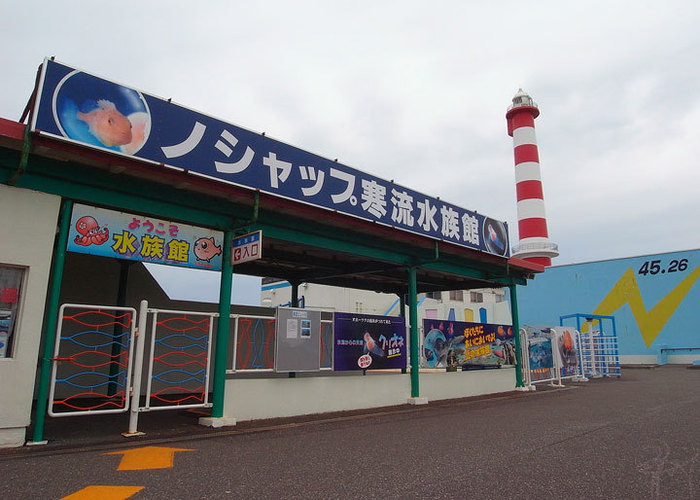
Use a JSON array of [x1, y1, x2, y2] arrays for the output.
[[74, 216, 109, 246]]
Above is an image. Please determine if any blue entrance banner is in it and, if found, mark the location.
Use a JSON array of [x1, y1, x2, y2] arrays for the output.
[[32, 59, 509, 257]]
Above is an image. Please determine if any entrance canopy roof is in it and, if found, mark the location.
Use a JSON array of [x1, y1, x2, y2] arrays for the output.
[[1, 117, 542, 295]]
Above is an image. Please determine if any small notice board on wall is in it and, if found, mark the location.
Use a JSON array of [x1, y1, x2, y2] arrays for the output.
[[274, 308, 322, 372]]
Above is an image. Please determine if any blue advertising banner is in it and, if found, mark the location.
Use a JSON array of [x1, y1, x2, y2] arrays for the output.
[[422, 319, 516, 368], [526, 327, 554, 370], [67, 203, 224, 270], [333, 312, 406, 371], [32, 59, 509, 258]]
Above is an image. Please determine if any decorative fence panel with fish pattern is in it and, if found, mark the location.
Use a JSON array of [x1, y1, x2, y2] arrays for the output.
[[49, 304, 137, 417]]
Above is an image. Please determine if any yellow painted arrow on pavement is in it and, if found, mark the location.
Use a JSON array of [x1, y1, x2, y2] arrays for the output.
[[105, 446, 195, 471], [61, 485, 144, 500]]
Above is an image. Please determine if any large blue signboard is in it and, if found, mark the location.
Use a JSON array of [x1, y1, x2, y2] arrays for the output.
[[31, 59, 509, 257]]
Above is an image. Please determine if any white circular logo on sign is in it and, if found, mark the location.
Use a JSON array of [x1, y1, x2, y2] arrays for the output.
[[358, 354, 372, 369]]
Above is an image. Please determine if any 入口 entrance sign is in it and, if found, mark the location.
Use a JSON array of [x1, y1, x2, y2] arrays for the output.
[[232, 230, 262, 265], [32, 59, 510, 258]]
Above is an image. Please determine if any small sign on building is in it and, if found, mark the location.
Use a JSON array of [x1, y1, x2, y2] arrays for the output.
[[232, 230, 262, 265]]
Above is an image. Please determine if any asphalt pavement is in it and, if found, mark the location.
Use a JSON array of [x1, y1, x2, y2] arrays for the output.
[[1, 365, 699, 499]]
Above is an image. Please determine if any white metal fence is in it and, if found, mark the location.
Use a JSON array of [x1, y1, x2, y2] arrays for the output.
[[519, 326, 589, 390], [50, 301, 338, 434], [578, 330, 621, 378], [128, 302, 216, 434]]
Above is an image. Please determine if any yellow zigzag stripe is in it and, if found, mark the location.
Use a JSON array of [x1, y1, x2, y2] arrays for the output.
[[588, 265, 700, 347]]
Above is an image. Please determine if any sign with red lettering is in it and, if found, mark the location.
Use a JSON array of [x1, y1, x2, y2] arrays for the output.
[[357, 354, 372, 369], [232, 230, 262, 265]]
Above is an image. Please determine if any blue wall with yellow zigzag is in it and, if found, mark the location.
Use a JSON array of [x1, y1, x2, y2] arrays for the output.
[[517, 249, 700, 358]]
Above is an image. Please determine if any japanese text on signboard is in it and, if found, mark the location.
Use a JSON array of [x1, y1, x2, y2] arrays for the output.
[[67, 204, 223, 270], [32, 59, 509, 258]]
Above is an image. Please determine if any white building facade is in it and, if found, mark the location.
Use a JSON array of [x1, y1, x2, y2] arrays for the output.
[[261, 280, 513, 325]]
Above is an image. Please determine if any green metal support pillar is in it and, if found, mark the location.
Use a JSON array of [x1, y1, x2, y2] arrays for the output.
[[399, 293, 407, 374], [211, 230, 234, 418], [509, 284, 525, 388], [31, 199, 73, 444], [290, 279, 300, 308], [408, 267, 419, 398], [288, 279, 301, 378], [108, 261, 132, 396]]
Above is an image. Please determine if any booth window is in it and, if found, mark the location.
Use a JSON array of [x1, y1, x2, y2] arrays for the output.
[[0, 265, 25, 358]]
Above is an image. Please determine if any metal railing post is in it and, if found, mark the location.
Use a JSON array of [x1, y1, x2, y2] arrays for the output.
[[125, 300, 148, 436]]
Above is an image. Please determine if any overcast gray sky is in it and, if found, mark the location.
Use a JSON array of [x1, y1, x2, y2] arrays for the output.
[[3, 1, 699, 280]]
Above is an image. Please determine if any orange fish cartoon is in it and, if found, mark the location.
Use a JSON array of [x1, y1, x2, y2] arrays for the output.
[[193, 237, 222, 262], [77, 99, 133, 147]]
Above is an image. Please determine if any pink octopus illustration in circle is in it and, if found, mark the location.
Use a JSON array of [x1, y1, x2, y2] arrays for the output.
[[74, 216, 109, 246]]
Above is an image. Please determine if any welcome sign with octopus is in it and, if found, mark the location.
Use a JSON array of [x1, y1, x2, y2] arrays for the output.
[[67, 203, 224, 270]]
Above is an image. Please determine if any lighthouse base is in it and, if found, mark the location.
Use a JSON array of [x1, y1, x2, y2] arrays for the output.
[[520, 255, 552, 267], [511, 240, 558, 267]]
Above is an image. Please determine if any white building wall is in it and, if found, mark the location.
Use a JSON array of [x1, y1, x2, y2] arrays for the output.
[[224, 368, 517, 422], [233, 279, 520, 425], [0, 185, 61, 447], [261, 283, 513, 324]]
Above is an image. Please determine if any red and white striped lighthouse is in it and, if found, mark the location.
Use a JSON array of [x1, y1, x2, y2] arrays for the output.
[[506, 89, 558, 267]]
